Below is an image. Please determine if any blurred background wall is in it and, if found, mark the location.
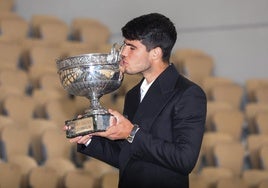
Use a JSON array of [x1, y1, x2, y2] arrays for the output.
[[15, 0, 268, 85]]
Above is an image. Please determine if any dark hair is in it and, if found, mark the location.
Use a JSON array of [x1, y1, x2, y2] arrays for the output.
[[121, 13, 177, 62]]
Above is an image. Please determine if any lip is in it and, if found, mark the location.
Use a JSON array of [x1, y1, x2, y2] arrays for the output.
[[121, 60, 128, 66], [119, 60, 127, 73]]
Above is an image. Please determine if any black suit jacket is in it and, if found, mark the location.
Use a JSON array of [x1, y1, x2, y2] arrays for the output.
[[78, 64, 207, 188]]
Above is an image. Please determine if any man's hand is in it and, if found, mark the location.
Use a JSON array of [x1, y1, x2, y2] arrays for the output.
[[63, 125, 92, 144], [90, 109, 133, 140]]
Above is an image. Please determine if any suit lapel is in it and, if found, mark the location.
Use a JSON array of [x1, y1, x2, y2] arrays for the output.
[[133, 64, 180, 131]]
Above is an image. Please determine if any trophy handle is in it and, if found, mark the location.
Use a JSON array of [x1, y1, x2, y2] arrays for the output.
[[110, 43, 122, 63]]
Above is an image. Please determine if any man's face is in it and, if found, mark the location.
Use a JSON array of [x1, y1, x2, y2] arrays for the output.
[[120, 39, 151, 75]]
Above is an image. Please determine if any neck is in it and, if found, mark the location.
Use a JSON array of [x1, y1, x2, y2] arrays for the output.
[[144, 62, 169, 83]]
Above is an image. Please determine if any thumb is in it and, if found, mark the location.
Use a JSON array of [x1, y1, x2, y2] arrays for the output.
[[108, 109, 121, 119]]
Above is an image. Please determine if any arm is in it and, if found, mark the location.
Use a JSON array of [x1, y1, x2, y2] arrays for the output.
[[77, 137, 122, 168]]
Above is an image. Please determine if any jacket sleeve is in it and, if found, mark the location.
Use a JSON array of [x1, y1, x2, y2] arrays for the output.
[[77, 137, 123, 168], [128, 85, 207, 175]]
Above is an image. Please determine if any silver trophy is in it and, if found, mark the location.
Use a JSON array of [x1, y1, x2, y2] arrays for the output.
[[56, 44, 123, 138]]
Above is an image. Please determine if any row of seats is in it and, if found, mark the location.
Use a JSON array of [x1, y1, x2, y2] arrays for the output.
[[190, 168, 268, 188], [0, 8, 120, 188], [0, 69, 266, 132], [172, 48, 268, 105], [0, 10, 111, 46], [0, 157, 119, 188], [0, 0, 13, 12], [170, 35, 268, 188]]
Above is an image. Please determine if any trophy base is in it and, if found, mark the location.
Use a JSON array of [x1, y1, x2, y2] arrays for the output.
[[65, 114, 110, 138]]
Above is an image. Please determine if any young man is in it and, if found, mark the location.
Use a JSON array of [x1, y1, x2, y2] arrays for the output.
[[69, 13, 207, 188]]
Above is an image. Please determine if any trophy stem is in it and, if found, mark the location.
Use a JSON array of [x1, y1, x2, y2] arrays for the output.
[[86, 96, 108, 115]]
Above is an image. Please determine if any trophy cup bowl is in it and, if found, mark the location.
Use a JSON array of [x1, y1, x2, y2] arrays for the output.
[[56, 44, 123, 138]]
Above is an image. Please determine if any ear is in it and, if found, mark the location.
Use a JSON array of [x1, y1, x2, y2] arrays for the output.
[[150, 47, 162, 60]]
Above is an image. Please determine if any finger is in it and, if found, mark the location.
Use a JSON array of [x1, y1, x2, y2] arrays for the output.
[[77, 135, 92, 144], [109, 116, 117, 125], [90, 131, 108, 137], [108, 109, 120, 116], [108, 109, 124, 122], [69, 136, 82, 143]]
